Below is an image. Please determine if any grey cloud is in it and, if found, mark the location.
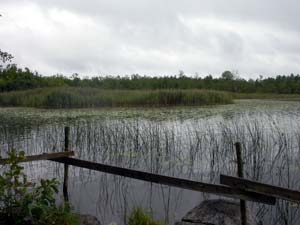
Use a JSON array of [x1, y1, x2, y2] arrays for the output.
[[0, 0, 299, 78], [23, 0, 300, 31]]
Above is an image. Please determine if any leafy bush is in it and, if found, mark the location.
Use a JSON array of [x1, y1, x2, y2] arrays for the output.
[[0, 149, 79, 225]]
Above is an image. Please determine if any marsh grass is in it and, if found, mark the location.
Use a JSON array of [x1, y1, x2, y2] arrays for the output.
[[62, 115, 300, 225], [128, 208, 166, 225], [231, 92, 300, 100], [0, 87, 233, 108]]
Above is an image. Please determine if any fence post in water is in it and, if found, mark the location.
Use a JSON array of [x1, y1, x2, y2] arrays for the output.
[[235, 142, 247, 225], [63, 126, 70, 202]]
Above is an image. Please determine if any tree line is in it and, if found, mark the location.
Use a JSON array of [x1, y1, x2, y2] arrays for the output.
[[1, 50, 299, 94]]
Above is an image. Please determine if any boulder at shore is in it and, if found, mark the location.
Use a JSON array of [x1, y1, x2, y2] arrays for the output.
[[175, 199, 257, 225]]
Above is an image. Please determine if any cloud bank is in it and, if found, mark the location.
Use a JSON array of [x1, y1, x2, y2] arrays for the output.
[[0, 0, 299, 78]]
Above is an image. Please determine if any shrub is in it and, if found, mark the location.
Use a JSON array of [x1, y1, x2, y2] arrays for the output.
[[0, 149, 79, 225]]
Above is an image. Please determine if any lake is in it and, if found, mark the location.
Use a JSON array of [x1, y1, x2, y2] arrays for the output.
[[1, 100, 300, 225]]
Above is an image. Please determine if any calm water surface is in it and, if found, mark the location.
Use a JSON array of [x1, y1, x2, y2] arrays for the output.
[[1, 100, 300, 225]]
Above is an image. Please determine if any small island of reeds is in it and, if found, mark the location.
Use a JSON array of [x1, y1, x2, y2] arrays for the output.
[[0, 87, 233, 108]]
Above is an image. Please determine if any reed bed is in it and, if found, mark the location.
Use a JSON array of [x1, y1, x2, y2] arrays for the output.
[[0, 87, 232, 108]]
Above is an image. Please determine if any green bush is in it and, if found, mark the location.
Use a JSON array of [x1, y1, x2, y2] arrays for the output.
[[0, 149, 79, 225]]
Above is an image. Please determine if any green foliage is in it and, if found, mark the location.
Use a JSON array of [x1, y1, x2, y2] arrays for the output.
[[0, 87, 233, 108], [0, 149, 79, 225], [0, 49, 13, 64], [1, 60, 300, 94], [128, 208, 166, 225], [221, 71, 235, 80]]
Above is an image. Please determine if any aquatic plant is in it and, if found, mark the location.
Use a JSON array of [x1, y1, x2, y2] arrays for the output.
[[1, 102, 300, 224]]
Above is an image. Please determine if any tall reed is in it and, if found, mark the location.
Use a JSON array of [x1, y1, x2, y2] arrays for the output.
[[1, 105, 300, 224], [0, 87, 232, 108]]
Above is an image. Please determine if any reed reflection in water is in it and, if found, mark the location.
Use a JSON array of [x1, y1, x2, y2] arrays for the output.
[[1, 102, 300, 224]]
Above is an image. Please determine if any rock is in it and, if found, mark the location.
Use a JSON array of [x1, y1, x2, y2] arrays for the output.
[[175, 199, 257, 225], [78, 214, 101, 225]]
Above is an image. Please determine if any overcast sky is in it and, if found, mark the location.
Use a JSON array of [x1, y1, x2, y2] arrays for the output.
[[0, 0, 299, 78]]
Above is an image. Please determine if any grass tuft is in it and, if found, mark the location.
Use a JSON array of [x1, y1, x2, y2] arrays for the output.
[[128, 208, 166, 225]]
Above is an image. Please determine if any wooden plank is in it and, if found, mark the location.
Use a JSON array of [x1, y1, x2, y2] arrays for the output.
[[63, 126, 70, 202], [0, 151, 74, 164], [235, 142, 247, 225], [220, 174, 300, 203], [50, 157, 276, 205]]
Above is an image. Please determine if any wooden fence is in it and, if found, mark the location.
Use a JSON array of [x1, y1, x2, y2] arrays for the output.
[[2, 126, 300, 224]]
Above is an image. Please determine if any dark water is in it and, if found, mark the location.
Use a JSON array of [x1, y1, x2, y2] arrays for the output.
[[1, 100, 300, 225]]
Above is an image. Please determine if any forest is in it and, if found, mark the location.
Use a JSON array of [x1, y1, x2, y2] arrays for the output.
[[1, 63, 300, 94], [1, 49, 300, 108]]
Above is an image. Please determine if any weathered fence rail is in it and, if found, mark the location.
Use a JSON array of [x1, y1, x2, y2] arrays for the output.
[[220, 174, 300, 203], [235, 142, 247, 225], [50, 156, 276, 205], [63, 126, 70, 202], [0, 151, 74, 164]]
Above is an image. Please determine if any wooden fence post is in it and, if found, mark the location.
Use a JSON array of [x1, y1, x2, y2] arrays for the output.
[[63, 126, 70, 202], [235, 142, 247, 225]]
